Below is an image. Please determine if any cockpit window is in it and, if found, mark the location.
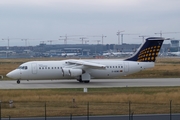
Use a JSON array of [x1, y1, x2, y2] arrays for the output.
[[24, 66, 28, 69], [17, 66, 22, 69], [18, 66, 28, 70]]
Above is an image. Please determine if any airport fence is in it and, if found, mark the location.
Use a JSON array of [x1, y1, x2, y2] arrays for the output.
[[0, 100, 180, 118]]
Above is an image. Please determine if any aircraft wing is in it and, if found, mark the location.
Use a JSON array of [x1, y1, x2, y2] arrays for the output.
[[66, 60, 106, 69]]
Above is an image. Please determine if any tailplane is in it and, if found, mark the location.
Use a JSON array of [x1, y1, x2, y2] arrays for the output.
[[125, 37, 164, 62]]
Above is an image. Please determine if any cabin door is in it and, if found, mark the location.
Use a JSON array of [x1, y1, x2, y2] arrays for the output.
[[124, 62, 129, 72], [31, 63, 37, 74]]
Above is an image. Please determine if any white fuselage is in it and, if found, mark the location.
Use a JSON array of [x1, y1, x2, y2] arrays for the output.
[[7, 59, 154, 80]]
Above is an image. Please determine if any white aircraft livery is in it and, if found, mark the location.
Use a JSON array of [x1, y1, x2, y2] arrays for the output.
[[6, 37, 164, 84]]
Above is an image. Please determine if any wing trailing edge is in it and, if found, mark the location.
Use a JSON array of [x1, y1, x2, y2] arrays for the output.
[[66, 60, 106, 69]]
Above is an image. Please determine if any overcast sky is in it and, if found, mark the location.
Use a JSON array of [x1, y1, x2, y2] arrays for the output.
[[0, 0, 180, 46]]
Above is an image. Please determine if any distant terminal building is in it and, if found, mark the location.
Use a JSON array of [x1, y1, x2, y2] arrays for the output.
[[63, 48, 82, 53], [170, 40, 180, 52], [0, 42, 171, 58], [171, 40, 179, 47]]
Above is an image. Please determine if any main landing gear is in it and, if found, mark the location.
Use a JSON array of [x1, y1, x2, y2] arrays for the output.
[[77, 74, 90, 83], [77, 79, 90, 83], [84, 81, 90, 83], [17, 80, 20, 84]]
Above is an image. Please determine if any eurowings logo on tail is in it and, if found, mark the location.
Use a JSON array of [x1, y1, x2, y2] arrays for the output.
[[125, 37, 164, 62]]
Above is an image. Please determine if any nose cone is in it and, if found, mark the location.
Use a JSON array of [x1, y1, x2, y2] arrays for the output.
[[6, 70, 20, 79]]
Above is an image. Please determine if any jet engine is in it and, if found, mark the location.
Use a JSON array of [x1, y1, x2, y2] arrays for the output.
[[61, 68, 83, 77]]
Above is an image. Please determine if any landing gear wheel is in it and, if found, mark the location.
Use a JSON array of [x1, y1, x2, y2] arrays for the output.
[[77, 79, 90, 83], [78, 80, 83, 83], [17, 80, 20, 84], [84, 81, 90, 83]]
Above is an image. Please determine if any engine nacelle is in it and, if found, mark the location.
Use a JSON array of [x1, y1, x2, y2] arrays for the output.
[[61, 68, 83, 77], [69, 69, 83, 77], [61, 68, 70, 76]]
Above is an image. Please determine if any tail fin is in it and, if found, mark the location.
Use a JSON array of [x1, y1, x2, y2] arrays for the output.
[[125, 37, 164, 62]]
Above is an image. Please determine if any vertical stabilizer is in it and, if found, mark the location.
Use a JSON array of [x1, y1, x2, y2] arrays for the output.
[[125, 37, 164, 62]]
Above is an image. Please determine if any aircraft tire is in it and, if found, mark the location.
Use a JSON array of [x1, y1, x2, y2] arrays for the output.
[[78, 80, 83, 83], [17, 80, 20, 84], [84, 81, 90, 83], [77, 79, 89, 83]]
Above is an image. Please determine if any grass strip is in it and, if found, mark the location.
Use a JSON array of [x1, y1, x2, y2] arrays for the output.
[[1, 87, 180, 117]]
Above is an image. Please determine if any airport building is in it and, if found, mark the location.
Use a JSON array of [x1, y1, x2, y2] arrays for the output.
[[0, 42, 171, 58]]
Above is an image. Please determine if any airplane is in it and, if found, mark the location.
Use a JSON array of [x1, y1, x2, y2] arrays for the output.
[[167, 51, 180, 56], [111, 51, 134, 56], [61, 53, 79, 57], [102, 52, 113, 57], [102, 51, 133, 57], [6, 37, 164, 84]]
